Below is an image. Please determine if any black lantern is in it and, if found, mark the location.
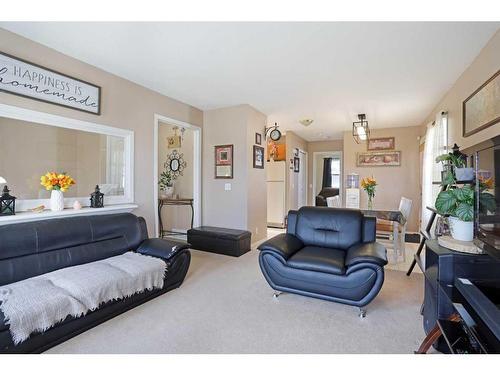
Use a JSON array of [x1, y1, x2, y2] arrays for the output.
[[90, 185, 104, 208], [352, 114, 370, 144], [0, 185, 16, 216]]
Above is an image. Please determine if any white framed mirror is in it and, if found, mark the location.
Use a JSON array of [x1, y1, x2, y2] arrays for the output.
[[0, 104, 134, 211]]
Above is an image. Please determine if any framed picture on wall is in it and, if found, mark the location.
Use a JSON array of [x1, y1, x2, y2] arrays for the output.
[[255, 132, 262, 145], [367, 137, 395, 151], [293, 157, 300, 172], [253, 145, 264, 169], [463, 69, 500, 137], [215, 144, 233, 179], [357, 151, 401, 167]]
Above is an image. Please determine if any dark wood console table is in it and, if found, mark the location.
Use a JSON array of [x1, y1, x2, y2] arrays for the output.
[[158, 198, 194, 238]]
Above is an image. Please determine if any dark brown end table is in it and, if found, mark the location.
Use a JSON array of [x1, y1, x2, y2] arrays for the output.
[[158, 197, 194, 238]]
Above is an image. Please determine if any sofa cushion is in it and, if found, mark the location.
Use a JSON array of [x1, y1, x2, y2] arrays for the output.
[[287, 246, 346, 275], [295, 207, 362, 250]]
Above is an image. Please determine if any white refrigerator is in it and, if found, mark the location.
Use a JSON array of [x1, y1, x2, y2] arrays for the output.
[[267, 160, 286, 228]]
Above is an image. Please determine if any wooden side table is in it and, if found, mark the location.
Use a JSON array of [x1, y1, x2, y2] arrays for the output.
[[158, 198, 194, 238]]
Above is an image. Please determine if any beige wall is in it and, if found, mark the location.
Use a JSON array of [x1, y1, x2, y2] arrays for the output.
[[420, 30, 500, 150], [0, 28, 203, 235], [202, 104, 267, 242], [307, 140, 343, 205], [158, 123, 194, 231], [343, 126, 422, 232]]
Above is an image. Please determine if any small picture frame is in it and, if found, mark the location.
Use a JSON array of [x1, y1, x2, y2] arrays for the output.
[[293, 157, 300, 173], [215, 144, 233, 179], [167, 135, 181, 149], [253, 145, 264, 169], [255, 132, 262, 145], [367, 137, 395, 151]]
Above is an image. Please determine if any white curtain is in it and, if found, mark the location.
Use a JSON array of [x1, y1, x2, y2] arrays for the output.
[[421, 112, 448, 231]]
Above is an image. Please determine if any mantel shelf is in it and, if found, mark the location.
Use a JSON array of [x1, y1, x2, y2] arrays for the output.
[[0, 204, 138, 226]]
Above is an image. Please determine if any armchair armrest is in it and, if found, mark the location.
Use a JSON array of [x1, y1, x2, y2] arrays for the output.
[[346, 242, 388, 267], [257, 233, 304, 261], [136, 238, 190, 262]]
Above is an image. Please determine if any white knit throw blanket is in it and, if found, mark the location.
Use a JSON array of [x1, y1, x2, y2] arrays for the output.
[[0, 252, 166, 345]]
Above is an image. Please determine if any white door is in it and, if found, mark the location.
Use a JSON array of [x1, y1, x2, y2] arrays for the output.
[[297, 150, 307, 208]]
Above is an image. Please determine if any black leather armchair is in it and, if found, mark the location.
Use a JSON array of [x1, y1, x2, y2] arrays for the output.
[[315, 187, 339, 206], [258, 207, 387, 316]]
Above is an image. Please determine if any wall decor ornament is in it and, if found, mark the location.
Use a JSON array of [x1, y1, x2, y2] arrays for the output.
[[356, 151, 401, 167], [167, 126, 182, 148], [164, 149, 187, 179], [463, 69, 500, 137], [215, 144, 233, 179], [367, 137, 395, 151], [0, 51, 101, 115], [253, 145, 264, 169], [293, 157, 300, 173]]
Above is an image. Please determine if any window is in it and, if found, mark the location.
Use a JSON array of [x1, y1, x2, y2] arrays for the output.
[[421, 111, 448, 229], [330, 158, 341, 188]]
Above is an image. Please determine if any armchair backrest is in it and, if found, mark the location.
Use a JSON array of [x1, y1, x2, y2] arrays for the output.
[[288, 207, 375, 250]]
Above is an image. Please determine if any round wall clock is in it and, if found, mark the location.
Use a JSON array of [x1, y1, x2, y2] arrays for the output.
[[270, 128, 282, 141]]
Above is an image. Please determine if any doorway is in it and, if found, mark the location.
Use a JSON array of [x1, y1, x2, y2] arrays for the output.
[[312, 151, 343, 206], [153, 115, 201, 237]]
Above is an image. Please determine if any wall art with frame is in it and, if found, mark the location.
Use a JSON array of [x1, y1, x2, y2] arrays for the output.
[[214, 144, 233, 179]]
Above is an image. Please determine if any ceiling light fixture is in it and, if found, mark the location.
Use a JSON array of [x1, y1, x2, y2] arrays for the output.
[[352, 114, 370, 144], [299, 119, 314, 127]]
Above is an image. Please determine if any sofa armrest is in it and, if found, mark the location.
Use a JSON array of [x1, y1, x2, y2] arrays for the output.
[[136, 238, 190, 262], [257, 233, 304, 261], [345, 242, 387, 267]]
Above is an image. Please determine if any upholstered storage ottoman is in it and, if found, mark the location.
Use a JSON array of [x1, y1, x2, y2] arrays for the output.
[[187, 226, 252, 257]]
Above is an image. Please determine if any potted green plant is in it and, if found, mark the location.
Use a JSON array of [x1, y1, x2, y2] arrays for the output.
[[159, 170, 174, 198], [435, 184, 474, 241], [434, 168, 496, 242], [435, 151, 473, 182]]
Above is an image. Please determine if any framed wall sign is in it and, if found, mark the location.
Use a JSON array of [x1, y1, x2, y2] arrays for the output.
[[357, 151, 401, 167], [253, 145, 264, 169], [0, 51, 101, 115], [463, 69, 500, 137], [367, 137, 395, 151], [215, 144, 233, 179]]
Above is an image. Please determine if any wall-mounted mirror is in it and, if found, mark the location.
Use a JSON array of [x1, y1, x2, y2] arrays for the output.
[[0, 104, 134, 211]]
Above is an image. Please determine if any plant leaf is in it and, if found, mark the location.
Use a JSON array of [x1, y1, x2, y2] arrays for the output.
[[441, 171, 455, 185], [455, 202, 474, 222], [435, 190, 457, 215], [479, 192, 496, 213]]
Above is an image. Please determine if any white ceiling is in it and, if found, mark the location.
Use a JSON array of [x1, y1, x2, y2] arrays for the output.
[[1, 22, 498, 141]]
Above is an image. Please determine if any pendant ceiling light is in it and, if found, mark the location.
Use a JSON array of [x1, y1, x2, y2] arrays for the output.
[[352, 114, 370, 144]]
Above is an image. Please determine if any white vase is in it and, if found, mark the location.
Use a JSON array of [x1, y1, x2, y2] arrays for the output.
[[448, 216, 473, 242], [165, 186, 174, 198], [50, 190, 65, 211]]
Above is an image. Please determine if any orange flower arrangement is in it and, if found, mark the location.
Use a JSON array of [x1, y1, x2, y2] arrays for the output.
[[40, 172, 76, 192], [361, 176, 377, 209]]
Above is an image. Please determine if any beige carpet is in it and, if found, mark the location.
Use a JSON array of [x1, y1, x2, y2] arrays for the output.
[[46, 247, 426, 354]]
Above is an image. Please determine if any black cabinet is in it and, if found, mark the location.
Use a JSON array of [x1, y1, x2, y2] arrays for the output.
[[422, 240, 499, 352]]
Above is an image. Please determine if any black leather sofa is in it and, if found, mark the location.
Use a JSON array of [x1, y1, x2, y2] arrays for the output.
[[315, 187, 339, 206], [0, 213, 191, 353], [258, 207, 387, 316]]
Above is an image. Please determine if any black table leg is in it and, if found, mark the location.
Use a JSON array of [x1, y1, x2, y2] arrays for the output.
[[158, 200, 164, 238]]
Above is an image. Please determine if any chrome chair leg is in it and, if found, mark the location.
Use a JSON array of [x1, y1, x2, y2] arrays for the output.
[[273, 291, 282, 299], [358, 307, 367, 318]]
